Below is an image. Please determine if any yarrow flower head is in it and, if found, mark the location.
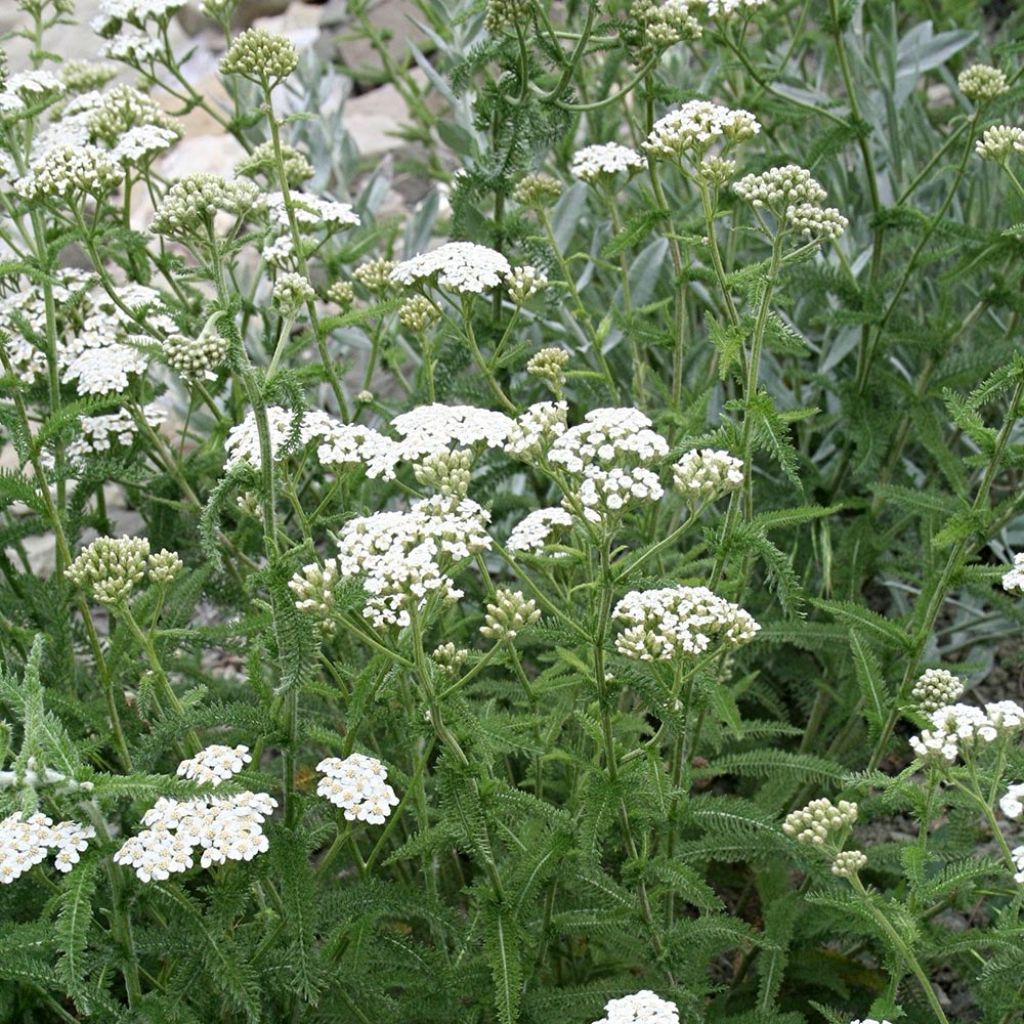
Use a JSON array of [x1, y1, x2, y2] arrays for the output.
[[733, 164, 827, 209], [353, 257, 396, 294], [570, 143, 646, 184], [507, 506, 574, 555], [643, 100, 760, 160], [390, 242, 513, 295], [786, 203, 848, 240], [433, 642, 469, 677], [114, 790, 277, 882], [1000, 782, 1024, 820], [507, 265, 548, 303], [1001, 552, 1024, 593], [704, 0, 769, 14], [273, 271, 315, 313], [548, 408, 669, 524], [638, 0, 703, 46], [613, 586, 760, 661], [782, 797, 858, 846], [976, 125, 1024, 163], [93, 0, 187, 36], [413, 447, 474, 502], [220, 28, 298, 83], [164, 319, 230, 380], [0, 813, 95, 883], [909, 700, 1024, 763], [391, 404, 515, 459], [176, 745, 252, 787], [910, 668, 964, 713], [65, 535, 150, 605], [592, 990, 679, 1024], [316, 753, 399, 824], [485, 0, 532, 32], [15, 145, 120, 201], [958, 64, 1008, 102], [505, 401, 568, 461], [399, 295, 441, 333], [335, 496, 493, 628], [237, 141, 313, 186], [672, 448, 743, 501]]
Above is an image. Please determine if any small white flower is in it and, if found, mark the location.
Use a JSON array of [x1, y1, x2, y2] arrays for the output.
[[316, 754, 398, 824], [570, 143, 646, 183], [390, 242, 513, 295], [592, 990, 679, 1024], [1002, 552, 1024, 593], [176, 745, 252, 787], [1000, 782, 1024, 820]]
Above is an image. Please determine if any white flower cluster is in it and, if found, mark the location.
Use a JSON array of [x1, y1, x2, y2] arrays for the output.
[[507, 506, 574, 554], [93, 0, 187, 35], [15, 145, 120, 200], [392, 403, 515, 458], [389, 242, 513, 295], [641, 0, 703, 46], [66, 402, 166, 461], [592, 990, 679, 1024], [909, 701, 1024, 762], [0, 813, 95, 883], [114, 789, 277, 882], [0, 70, 65, 116], [958, 64, 1008, 102], [851, 1019, 894, 1024], [1000, 782, 1024, 820], [704, 0, 769, 14], [62, 342, 150, 396], [976, 125, 1024, 163], [1012, 846, 1024, 885], [782, 797, 858, 846], [613, 585, 760, 661], [101, 32, 162, 63], [672, 448, 743, 500], [548, 408, 668, 524], [643, 100, 760, 160], [224, 406, 337, 470], [505, 401, 568, 460], [176, 744, 252, 786], [335, 496, 493, 627], [260, 191, 360, 266], [316, 421, 406, 480], [1001, 552, 1024, 593], [316, 753, 399, 824], [570, 143, 646, 183], [909, 668, 964, 713]]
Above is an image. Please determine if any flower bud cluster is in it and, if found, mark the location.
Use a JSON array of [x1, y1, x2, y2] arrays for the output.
[[414, 447, 474, 501], [786, 203, 848, 240], [505, 401, 568, 461], [237, 141, 313, 186], [593, 990, 679, 1024], [152, 174, 261, 237], [910, 668, 964, 713], [782, 797, 858, 846], [527, 346, 570, 394], [484, 0, 532, 32], [507, 506, 574, 555], [60, 59, 119, 92], [399, 295, 441, 333], [976, 125, 1024, 163], [316, 753, 399, 824], [114, 790, 277, 882], [433, 642, 469, 676], [704, 0, 769, 14], [958, 64, 1008, 102], [220, 28, 298, 83], [513, 172, 562, 207], [507, 265, 548, 303], [65, 535, 151, 605], [164, 323, 230, 379], [672, 448, 743, 500], [613, 585, 759, 660], [354, 258, 396, 294], [480, 589, 540, 641], [289, 559, 340, 632], [0, 813, 95, 883], [273, 271, 315, 313], [640, 0, 703, 46], [570, 143, 646, 183], [329, 281, 355, 309], [831, 849, 867, 878], [176, 744, 252, 787], [733, 164, 827, 208], [909, 700, 1024, 763], [643, 100, 760, 160], [148, 549, 183, 584]]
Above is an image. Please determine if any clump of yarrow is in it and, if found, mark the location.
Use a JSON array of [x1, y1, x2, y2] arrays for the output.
[[592, 990, 680, 1024]]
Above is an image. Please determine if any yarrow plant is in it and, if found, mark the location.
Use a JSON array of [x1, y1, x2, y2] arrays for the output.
[[2, 0, 1024, 1021]]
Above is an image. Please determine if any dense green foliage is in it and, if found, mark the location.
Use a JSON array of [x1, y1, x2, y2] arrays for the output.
[[2, 0, 1024, 1022]]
